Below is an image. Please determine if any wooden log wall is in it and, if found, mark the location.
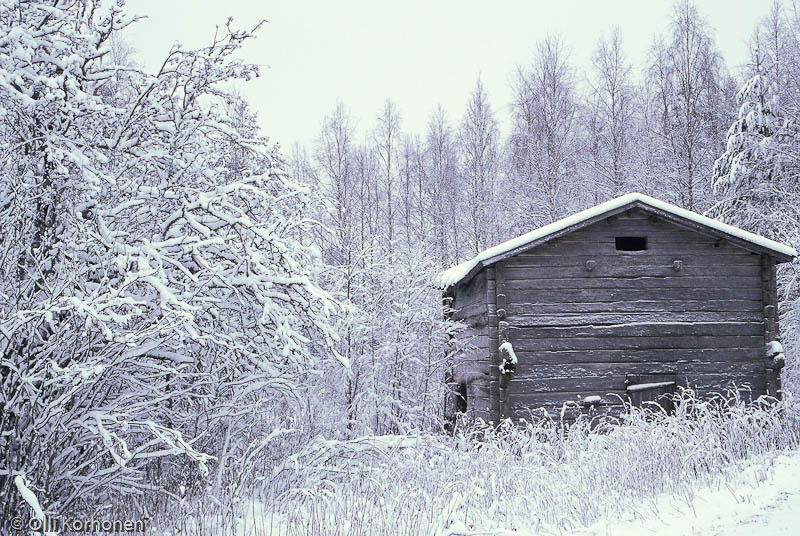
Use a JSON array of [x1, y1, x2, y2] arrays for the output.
[[500, 208, 769, 420], [450, 269, 491, 420]]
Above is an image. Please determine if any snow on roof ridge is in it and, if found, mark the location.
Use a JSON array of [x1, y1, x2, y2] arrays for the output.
[[437, 192, 797, 288]]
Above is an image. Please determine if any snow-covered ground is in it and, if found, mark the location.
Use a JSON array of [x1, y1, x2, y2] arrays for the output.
[[441, 451, 800, 536], [577, 451, 800, 536], [170, 446, 800, 536]]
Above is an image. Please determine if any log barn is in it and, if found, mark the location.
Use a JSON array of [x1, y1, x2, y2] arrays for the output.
[[438, 193, 796, 422]]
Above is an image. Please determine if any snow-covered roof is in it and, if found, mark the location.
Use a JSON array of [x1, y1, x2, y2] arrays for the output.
[[437, 192, 797, 288]]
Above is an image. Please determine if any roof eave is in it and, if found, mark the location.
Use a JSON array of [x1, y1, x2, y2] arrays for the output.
[[630, 201, 795, 264]]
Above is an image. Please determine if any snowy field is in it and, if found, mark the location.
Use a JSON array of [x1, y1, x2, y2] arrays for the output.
[[150, 391, 800, 536], [223, 443, 800, 536], [578, 451, 800, 536], [164, 440, 800, 536]]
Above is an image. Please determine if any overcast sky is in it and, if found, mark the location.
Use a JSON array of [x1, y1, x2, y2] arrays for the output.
[[125, 0, 771, 152]]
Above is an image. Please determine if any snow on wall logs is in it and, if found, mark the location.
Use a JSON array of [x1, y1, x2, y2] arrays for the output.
[[446, 269, 492, 420], [446, 205, 790, 422], [762, 255, 784, 398]]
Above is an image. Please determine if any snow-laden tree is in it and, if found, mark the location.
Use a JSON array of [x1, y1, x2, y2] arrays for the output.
[[711, 0, 800, 257], [365, 246, 458, 433], [375, 99, 402, 258], [425, 106, 462, 266], [712, 3, 800, 391], [306, 101, 463, 436], [583, 28, 638, 198], [510, 35, 580, 226], [646, 0, 734, 210], [0, 0, 340, 525], [711, 74, 799, 239], [398, 133, 423, 247], [459, 78, 502, 256], [310, 242, 456, 436], [713, 0, 800, 235]]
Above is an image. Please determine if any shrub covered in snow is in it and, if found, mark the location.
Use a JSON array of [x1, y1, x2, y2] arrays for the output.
[[0, 0, 342, 528]]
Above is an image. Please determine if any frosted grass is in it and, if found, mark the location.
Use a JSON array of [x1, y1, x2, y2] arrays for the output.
[[155, 388, 800, 535]]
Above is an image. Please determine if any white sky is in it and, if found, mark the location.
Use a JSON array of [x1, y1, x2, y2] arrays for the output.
[[125, 0, 771, 152]]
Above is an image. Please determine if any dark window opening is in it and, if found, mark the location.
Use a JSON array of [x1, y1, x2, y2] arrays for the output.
[[444, 378, 468, 433], [616, 236, 648, 251], [455, 383, 468, 414]]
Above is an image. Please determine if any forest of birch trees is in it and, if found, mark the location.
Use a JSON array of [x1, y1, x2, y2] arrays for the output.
[[292, 0, 800, 426]]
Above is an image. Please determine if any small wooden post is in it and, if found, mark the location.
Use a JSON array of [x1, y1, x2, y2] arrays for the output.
[[762, 255, 782, 399], [486, 266, 500, 421], [495, 265, 511, 420]]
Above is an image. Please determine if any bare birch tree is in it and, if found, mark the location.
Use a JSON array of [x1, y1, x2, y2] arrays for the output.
[[510, 35, 579, 226], [647, 0, 732, 210], [459, 78, 501, 255], [585, 28, 637, 197], [426, 106, 461, 265], [375, 100, 402, 256]]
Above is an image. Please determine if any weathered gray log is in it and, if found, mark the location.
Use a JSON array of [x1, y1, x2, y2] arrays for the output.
[[504, 253, 760, 268], [505, 275, 760, 290], [507, 300, 763, 315], [512, 348, 760, 364], [509, 287, 763, 302], [510, 336, 763, 352], [507, 311, 762, 327], [501, 263, 761, 279]]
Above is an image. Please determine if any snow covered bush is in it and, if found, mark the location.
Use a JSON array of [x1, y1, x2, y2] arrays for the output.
[[304, 103, 463, 437], [0, 0, 341, 528], [309, 240, 459, 437], [712, 73, 800, 245]]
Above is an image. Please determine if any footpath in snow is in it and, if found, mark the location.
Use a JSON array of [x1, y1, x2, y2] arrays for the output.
[[575, 450, 800, 536]]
